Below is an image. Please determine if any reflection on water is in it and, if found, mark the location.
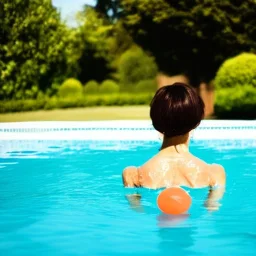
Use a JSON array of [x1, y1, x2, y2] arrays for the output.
[[157, 222, 197, 255], [157, 213, 190, 228]]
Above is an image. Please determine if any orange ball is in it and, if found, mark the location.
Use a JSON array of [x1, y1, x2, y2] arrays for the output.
[[157, 187, 192, 215]]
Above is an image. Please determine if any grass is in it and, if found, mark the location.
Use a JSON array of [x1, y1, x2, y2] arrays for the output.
[[0, 106, 150, 122]]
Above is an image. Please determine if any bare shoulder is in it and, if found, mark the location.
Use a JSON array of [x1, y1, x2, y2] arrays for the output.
[[189, 154, 225, 174], [123, 152, 162, 187], [208, 164, 226, 187], [186, 153, 226, 187]]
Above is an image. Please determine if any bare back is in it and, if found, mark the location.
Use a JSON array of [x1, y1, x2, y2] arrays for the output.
[[123, 149, 225, 190], [122, 146, 226, 211]]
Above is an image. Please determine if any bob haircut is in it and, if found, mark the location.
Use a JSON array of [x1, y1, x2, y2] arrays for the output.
[[150, 82, 205, 137]]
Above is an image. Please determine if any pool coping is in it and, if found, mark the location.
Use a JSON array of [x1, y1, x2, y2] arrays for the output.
[[0, 120, 255, 141]]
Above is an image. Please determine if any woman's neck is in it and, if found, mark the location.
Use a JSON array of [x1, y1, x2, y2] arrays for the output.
[[160, 133, 190, 153]]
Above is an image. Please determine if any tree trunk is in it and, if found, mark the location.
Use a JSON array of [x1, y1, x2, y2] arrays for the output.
[[156, 73, 214, 118]]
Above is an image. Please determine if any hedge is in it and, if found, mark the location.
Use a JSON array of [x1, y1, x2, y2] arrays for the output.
[[214, 85, 256, 119], [0, 93, 154, 113]]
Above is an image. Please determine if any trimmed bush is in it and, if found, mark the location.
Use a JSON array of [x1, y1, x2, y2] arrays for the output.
[[118, 47, 158, 91], [99, 80, 119, 94], [58, 78, 83, 98], [135, 79, 157, 92], [214, 85, 256, 119], [84, 80, 99, 94], [215, 53, 256, 89]]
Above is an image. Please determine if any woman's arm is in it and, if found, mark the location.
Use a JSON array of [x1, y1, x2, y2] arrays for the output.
[[205, 164, 226, 211], [122, 166, 140, 187], [122, 166, 144, 212]]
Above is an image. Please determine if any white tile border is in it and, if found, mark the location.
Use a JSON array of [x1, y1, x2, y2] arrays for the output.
[[0, 120, 255, 140]]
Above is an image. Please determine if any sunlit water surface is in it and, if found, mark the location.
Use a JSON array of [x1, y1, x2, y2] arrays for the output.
[[0, 140, 255, 256]]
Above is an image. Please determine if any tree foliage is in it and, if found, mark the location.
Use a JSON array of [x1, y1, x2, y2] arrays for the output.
[[75, 6, 133, 83], [0, 1, 135, 100], [117, 0, 256, 85], [118, 47, 158, 89], [0, 0, 69, 99], [95, 0, 120, 20]]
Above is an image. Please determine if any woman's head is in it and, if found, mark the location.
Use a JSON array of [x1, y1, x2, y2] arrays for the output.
[[150, 82, 204, 137]]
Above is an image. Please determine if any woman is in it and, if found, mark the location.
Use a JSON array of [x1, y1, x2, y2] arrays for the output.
[[122, 83, 226, 210]]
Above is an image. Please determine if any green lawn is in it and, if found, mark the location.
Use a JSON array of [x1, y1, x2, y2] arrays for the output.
[[0, 106, 150, 122]]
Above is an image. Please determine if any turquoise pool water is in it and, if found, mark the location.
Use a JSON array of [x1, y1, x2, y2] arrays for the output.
[[0, 140, 255, 256]]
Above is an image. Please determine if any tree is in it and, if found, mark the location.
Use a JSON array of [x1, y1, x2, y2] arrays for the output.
[[117, 0, 256, 86], [118, 47, 158, 89], [0, 0, 68, 99], [74, 6, 114, 83], [95, 0, 120, 20], [74, 6, 133, 83]]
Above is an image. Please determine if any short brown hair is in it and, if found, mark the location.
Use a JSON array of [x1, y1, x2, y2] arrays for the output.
[[150, 82, 204, 137]]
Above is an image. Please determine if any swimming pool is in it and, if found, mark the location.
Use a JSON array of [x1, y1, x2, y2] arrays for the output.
[[0, 121, 256, 256]]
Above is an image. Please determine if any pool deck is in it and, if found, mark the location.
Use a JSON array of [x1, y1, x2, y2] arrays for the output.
[[0, 106, 151, 122]]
